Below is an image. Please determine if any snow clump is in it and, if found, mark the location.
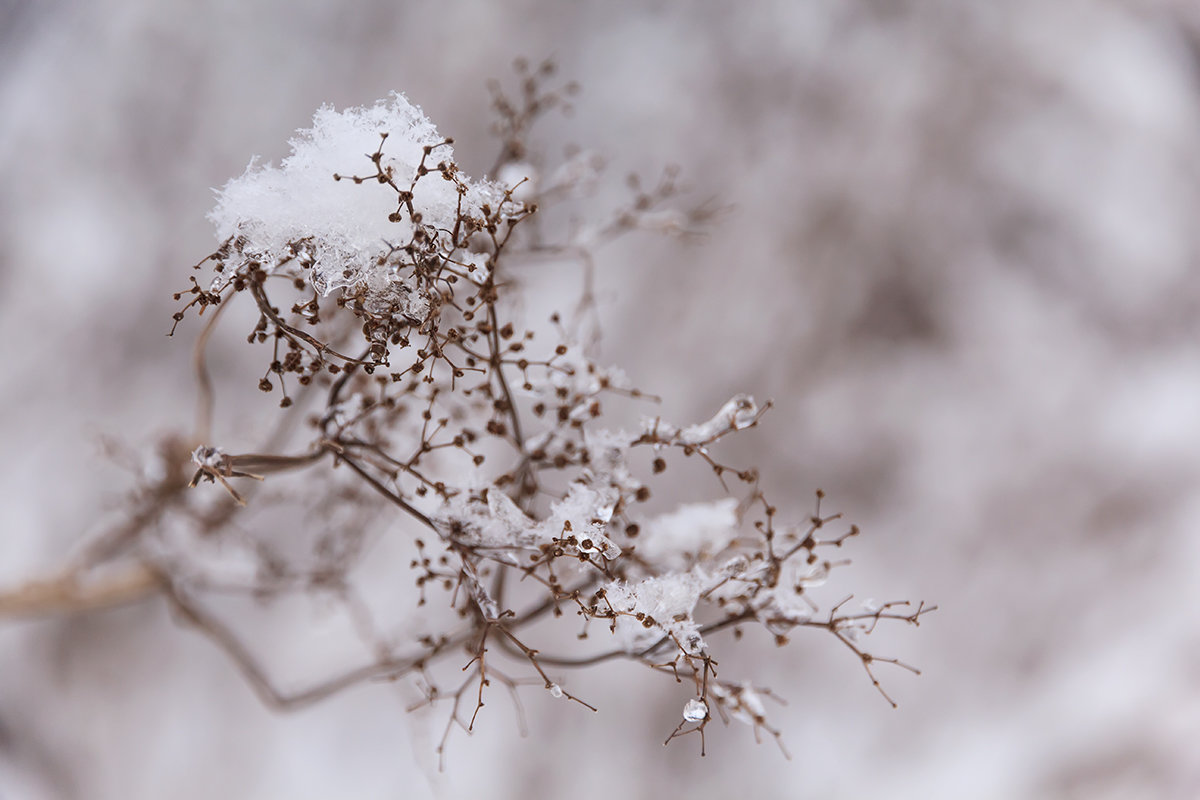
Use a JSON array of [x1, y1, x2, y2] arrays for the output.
[[209, 93, 509, 297]]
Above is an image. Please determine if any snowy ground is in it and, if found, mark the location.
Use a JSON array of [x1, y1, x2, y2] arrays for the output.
[[3, 1, 1200, 798]]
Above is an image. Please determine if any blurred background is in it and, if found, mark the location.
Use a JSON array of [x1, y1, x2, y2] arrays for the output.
[[3, 1, 1200, 797]]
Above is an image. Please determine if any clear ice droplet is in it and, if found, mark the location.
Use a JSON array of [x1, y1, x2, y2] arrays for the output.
[[682, 697, 708, 722]]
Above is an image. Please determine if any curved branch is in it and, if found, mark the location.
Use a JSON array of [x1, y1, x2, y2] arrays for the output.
[[0, 563, 162, 619]]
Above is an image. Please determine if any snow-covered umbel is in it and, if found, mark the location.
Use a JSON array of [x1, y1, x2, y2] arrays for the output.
[[169, 65, 932, 763], [209, 94, 509, 297]]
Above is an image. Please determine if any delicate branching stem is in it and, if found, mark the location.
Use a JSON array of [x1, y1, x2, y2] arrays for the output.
[[9, 61, 934, 768]]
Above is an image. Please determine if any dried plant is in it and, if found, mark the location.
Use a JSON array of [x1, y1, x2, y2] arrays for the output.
[[3, 59, 933, 764]]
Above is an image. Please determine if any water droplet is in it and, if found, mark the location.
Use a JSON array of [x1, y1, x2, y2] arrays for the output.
[[549, 684, 564, 699], [682, 697, 708, 722]]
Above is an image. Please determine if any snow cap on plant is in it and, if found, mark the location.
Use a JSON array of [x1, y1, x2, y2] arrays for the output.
[[209, 93, 511, 297]]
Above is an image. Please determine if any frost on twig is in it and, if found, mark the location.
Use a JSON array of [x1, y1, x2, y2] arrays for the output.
[[131, 59, 941, 764], [655, 393, 764, 445]]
